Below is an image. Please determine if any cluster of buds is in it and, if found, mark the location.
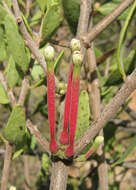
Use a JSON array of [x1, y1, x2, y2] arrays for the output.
[[44, 39, 103, 158]]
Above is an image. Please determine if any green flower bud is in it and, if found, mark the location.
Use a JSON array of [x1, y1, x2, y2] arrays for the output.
[[60, 89, 65, 95], [94, 136, 104, 145], [59, 82, 65, 89], [9, 186, 16, 190], [44, 46, 55, 61], [76, 155, 86, 162], [70, 38, 81, 52], [72, 51, 83, 65]]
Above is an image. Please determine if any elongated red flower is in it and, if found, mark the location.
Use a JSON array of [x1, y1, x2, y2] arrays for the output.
[[59, 63, 73, 145], [65, 51, 83, 157], [45, 46, 59, 153], [59, 39, 81, 145]]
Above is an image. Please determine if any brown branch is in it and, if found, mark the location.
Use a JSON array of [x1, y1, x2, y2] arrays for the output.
[[49, 161, 69, 190], [82, 0, 134, 47], [76, 0, 91, 38], [96, 47, 116, 65], [75, 69, 136, 154], [37, 15, 44, 45], [0, 71, 16, 106], [1, 142, 12, 190], [11, 0, 59, 88], [87, 17, 108, 189], [26, 0, 32, 17], [24, 155, 31, 190], [76, 0, 91, 56], [26, 120, 50, 153], [18, 75, 30, 106]]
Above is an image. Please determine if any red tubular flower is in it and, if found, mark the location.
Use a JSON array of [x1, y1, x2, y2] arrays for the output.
[[59, 63, 73, 145], [65, 51, 83, 157], [59, 39, 81, 145], [45, 46, 59, 153]]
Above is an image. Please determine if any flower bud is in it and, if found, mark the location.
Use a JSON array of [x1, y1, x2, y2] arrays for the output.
[[94, 136, 104, 146], [59, 82, 65, 89], [70, 38, 81, 52], [72, 51, 83, 65], [44, 46, 55, 61], [60, 89, 65, 95]]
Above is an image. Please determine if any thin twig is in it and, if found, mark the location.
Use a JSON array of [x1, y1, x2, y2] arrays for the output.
[[96, 48, 116, 65], [87, 17, 108, 189], [76, 0, 91, 38], [2, 0, 15, 20], [0, 71, 16, 106], [26, 120, 50, 153], [37, 15, 44, 45], [1, 142, 12, 190], [76, 0, 91, 56], [26, 0, 31, 17], [11, 0, 59, 88], [82, 0, 134, 47], [75, 69, 136, 155], [18, 75, 30, 106], [24, 155, 31, 190]]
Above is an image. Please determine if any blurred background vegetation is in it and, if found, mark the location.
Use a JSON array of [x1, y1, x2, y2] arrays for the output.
[[0, 0, 136, 189]]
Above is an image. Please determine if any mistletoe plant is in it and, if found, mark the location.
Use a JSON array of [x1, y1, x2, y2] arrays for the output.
[[45, 40, 103, 158]]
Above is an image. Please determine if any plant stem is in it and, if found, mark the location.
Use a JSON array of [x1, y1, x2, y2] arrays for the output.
[[1, 142, 12, 190], [49, 161, 69, 190]]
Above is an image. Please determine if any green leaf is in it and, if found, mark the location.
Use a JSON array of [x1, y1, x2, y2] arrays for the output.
[[75, 90, 91, 141], [98, 3, 117, 16], [12, 148, 24, 160], [4, 104, 26, 147], [54, 50, 64, 75], [112, 135, 136, 167], [31, 45, 49, 81], [5, 56, 20, 88], [30, 135, 37, 150], [30, 10, 42, 27], [47, 0, 61, 8], [62, 0, 80, 34], [31, 63, 44, 80], [0, 26, 7, 61], [37, 0, 48, 12], [5, 15, 30, 74], [0, 82, 9, 104], [105, 50, 136, 86], [5, 0, 12, 9], [98, 2, 136, 20], [0, 5, 8, 24], [42, 153, 50, 171], [41, 3, 63, 40], [117, 0, 136, 80]]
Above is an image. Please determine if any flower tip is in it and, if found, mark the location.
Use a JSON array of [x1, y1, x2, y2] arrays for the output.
[[65, 145, 74, 157], [49, 140, 59, 153], [59, 131, 69, 145], [72, 51, 83, 65], [44, 45, 55, 61], [70, 38, 81, 52]]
